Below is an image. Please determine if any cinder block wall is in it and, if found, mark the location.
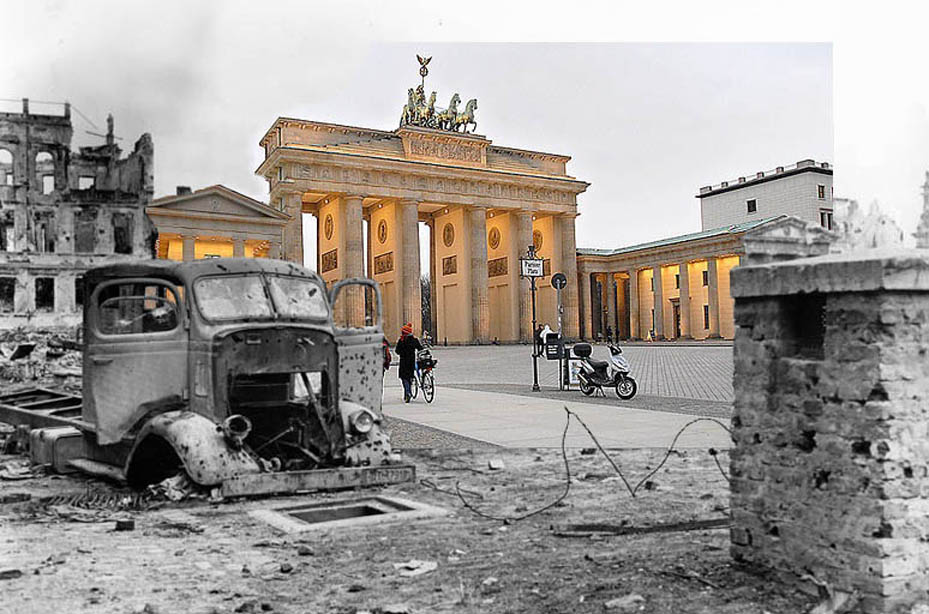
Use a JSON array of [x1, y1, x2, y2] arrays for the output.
[[730, 250, 929, 613]]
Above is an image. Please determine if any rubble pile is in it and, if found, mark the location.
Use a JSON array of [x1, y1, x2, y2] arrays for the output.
[[0, 327, 82, 391]]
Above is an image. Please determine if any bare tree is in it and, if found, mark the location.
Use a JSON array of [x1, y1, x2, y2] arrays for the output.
[[420, 274, 431, 338]]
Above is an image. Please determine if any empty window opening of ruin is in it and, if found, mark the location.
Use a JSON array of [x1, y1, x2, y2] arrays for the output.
[[35, 152, 54, 194], [113, 212, 133, 254], [250, 495, 447, 534], [0, 278, 14, 312], [35, 277, 54, 311], [33, 212, 56, 253], [78, 176, 95, 190], [74, 276, 84, 307], [783, 293, 826, 360], [0, 212, 13, 251], [74, 209, 96, 253], [0, 148, 12, 186]]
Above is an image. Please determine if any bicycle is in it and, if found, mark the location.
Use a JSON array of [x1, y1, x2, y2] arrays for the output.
[[409, 347, 437, 403]]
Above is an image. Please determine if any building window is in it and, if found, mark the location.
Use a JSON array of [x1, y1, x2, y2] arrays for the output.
[[650, 276, 654, 292], [746, 199, 757, 214], [702, 270, 708, 286], [703, 305, 710, 330], [817, 184, 826, 200], [78, 176, 95, 190], [34, 211, 55, 253], [35, 152, 54, 194], [74, 276, 84, 308], [674, 274, 680, 289], [819, 209, 834, 231], [113, 212, 134, 255], [0, 277, 14, 312], [0, 148, 13, 186], [73, 209, 96, 253], [36, 277, 55, 312], [0, 213, 13, 252]]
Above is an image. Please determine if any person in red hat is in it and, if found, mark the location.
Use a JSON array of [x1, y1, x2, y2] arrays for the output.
[[395, 322, 423, 403]]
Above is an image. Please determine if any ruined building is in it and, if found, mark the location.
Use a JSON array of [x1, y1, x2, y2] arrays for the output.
[[0, 99, 156, 328], [914, 171, 929, 249]]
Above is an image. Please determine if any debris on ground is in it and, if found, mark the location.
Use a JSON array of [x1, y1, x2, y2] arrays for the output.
[[604, 593, 645, 610], [487, 458, 505, 471], [393, 559, 438, 577]]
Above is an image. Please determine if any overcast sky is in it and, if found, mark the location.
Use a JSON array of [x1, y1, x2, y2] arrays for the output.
[[1, 0, 926, 262]]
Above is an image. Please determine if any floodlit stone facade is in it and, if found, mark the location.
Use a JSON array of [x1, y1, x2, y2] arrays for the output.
[[257, 120, 588, 343], [0, 99, 155, 328], [730, 248, 929, 612], [698, 159, 833, 231], [148, 185, 289, 261]]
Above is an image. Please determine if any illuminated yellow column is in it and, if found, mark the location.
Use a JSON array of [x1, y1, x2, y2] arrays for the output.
[[515, 211, 533, 341], [628, 269, 640, 339], [607, 273, 619, 337], [343, 194, 365, 324], [579, 270, 592, 340], [652, 264, 665, 339], [678, 261, 691, 338], [281, 191, 304, 265], [232, 237, 246, 258], [399, 199, 422, 331], [181, 234, 195, 262], [469, 207, 489, 343], [707, 256, 721, 338], [559, 214, 580, 339]]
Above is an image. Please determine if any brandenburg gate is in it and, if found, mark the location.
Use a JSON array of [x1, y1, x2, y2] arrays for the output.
[[256, 57, 589, 343]]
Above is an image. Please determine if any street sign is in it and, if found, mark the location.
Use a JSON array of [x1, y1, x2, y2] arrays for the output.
[[551, 272, 567, 289], [520, 258, 544, 278]]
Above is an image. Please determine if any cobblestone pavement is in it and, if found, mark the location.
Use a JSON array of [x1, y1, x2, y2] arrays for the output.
[[402, 343, 734, 403]]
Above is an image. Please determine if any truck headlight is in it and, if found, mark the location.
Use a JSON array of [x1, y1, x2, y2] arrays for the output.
[[349, 409, 375, 434]]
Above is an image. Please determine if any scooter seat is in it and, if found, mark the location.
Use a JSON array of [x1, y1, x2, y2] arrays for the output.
[[588, 359, 609, 370]]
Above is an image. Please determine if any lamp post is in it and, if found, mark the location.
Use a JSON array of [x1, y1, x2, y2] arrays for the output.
[[520, 244, 544, 392]]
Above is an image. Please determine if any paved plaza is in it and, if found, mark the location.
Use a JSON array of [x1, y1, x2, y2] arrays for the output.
[[383, 343, 734, 449]]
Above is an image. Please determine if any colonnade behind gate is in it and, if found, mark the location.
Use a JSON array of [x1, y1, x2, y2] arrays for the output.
[[580, 255, 742, 341]]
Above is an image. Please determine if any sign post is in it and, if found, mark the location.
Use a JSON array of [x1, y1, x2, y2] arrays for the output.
[[520, 245, 545, 392], [550, 272, 568, 390]]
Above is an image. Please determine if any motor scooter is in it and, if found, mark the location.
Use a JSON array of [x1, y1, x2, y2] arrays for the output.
[[572, 342, 638, 400]]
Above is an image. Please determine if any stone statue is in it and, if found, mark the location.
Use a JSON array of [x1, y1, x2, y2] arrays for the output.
[[435, 93, 460, 131], [398, 56, 478, 133], [454, 99, 478, 133]]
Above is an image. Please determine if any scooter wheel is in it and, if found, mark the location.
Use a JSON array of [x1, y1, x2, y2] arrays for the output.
[[579, 380, 595, 396], [615, 377, 637, 400]]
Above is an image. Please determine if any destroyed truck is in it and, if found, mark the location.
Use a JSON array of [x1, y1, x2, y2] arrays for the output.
[[0, 258, 414, 497]]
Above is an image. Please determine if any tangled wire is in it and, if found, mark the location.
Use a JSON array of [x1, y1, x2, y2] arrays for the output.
[[452, 406, 733, 522]]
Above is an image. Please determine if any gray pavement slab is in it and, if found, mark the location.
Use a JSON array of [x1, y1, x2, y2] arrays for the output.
[[382, 386, 732, 450]]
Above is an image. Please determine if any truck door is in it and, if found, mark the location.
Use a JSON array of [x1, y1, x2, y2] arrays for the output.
[[84, 278, 188, 445], [329, 278, 384, 416]]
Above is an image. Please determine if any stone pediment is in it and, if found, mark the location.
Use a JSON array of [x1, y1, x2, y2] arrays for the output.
[[741, 215, 836, 265], [150, 185, 289, 220]]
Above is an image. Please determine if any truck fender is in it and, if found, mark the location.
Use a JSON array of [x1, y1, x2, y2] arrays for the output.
[[340, 400, 393, 466], [125, 410, 260, 487]]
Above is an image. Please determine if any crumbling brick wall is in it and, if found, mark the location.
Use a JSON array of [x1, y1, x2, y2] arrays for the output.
[[0, 99, 156, 329], [730, 249, 929, 613]]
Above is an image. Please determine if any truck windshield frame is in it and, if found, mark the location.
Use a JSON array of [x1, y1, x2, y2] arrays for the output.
[[193, 273, 329, 323]]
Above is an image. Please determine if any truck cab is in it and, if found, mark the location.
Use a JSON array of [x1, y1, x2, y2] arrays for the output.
[[1, 258, 412, 497]]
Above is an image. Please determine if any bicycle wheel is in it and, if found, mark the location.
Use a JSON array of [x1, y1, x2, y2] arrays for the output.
[[410, 375, 419, 399], [422, 371, 435, 403]]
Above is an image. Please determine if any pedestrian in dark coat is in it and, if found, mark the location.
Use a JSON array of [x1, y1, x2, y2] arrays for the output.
[[396, 323, 422, 403]]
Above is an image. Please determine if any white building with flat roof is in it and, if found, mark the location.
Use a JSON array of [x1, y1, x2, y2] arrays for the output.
[[697, 159, 833, 231]]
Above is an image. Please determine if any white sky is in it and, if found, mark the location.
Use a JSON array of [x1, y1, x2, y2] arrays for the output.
[[1, 0, 927, 264]]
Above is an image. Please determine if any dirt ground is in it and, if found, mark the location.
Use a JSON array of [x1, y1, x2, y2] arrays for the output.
[[0, 444, 817, 614]]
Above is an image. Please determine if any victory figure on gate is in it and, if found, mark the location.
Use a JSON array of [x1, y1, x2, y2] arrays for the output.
[[400, 55, 478, 134]]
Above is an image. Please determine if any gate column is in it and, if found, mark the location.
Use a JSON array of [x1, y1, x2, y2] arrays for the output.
[[399, 199, 421, 332], [469, 207, 489, 343]]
